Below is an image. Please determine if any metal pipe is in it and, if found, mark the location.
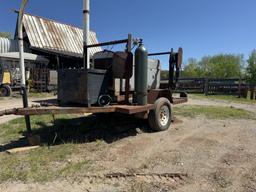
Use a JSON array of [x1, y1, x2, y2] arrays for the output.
[[18, 0, 32, 135], [83, 0, 90, 69], [86, 39, 128, 48], [148, 51, 172, 56], [18, 0, 28, 86], [169, 49, 175, 89], [21, 86, 32, 133]]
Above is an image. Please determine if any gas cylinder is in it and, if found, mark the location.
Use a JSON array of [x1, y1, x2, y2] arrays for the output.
[[135, 43, 148, 105]]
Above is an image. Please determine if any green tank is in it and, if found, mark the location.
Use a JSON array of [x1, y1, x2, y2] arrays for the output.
[[135, 43, 148, 105]]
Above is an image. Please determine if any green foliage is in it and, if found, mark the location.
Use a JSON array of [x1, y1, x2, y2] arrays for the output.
[[181, 58, 203, 77], [0, 32, 12, 39], [246, 50, 256, 84], [182, 54, 243, 78], [161, 70, 169, 80]]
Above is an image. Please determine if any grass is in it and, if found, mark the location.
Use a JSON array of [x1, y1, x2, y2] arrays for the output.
[[28, 92, 55, 98], [0, 92, 55, 101], [190, 94, 256, 104], [0, 144, 91, 182], [0, 102, 253, 183], [174, 105, 255, 119], [0, 115, 71, 144], [13, 92, 55, 99], [0, 114, 99, 182]]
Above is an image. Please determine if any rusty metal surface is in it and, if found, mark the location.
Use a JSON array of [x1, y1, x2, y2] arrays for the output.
[[115, 104, 154, 114], [57, 69, 108, 106], [148, 89, 173, 104], [22, 13, 102, 58], [148, 89, 188, 105], [14, 106, 116, 116], [3, 104, 154, 116]]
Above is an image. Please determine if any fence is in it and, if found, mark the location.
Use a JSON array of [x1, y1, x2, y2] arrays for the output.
[[30, 68, 49, 92], [160, 78, 255, 97]]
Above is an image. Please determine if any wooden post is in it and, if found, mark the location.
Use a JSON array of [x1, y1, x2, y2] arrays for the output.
[[247, 90, 251, 100], [204, 78, 209, 95], [238, 78, 242, 98]]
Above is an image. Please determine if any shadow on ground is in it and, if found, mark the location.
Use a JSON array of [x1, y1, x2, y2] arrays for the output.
[[0, 113, 151, 152]]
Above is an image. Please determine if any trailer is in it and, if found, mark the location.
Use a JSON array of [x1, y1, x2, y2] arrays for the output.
[[0, 0, 187, 145], [0, 35, 187, 141]]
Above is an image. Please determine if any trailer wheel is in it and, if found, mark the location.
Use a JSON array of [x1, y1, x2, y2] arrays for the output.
[[0, 85, 12, 97], [148, 97, 172, 132]]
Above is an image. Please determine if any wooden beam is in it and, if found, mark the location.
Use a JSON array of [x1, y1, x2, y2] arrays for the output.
[[6, 146, 39, 154]]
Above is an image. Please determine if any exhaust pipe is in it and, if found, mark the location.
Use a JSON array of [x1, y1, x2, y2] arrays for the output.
[[83, 0, 90, 69]]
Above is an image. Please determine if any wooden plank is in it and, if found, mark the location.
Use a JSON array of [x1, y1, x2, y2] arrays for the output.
[[15, 106, 117, 116], [14, 104, 154, 116], [6, 146, 40, 154]]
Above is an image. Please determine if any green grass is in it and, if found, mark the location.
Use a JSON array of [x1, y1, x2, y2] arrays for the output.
[[0, 92, 55, 100], [0, 115, 71, 144], [0, 115, 98, 182], [174, 105, 255, 119], [1, 103, 253, 183], [28, 92, 55, 98], [0, 144, 91, 182], [190, 94, 256, 104]]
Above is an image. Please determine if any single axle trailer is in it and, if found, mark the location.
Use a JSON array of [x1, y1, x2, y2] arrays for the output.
[[0, 92, 187, 145], [0, 94, 187, 117], [0, 0, 189, 145], [0, 34, 188, 145]]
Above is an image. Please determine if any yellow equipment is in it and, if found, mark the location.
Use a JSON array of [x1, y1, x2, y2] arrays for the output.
[[2, 72, 11, 84]]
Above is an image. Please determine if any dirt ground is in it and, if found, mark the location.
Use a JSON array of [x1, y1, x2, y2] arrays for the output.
[[0, 96, 256, 192]]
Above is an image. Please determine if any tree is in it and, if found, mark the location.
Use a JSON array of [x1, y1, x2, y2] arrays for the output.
[[182, 54, 243, 78], [161, 70, 169, 80], [200, 54, 242, 78], [246, 50, 256, 84], [182, 58, 203, 77], [0, 32, 12, 39]]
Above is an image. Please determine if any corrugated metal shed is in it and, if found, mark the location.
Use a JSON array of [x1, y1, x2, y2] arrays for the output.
[[0, 52, 49, 63], [0, 37, 19, 53], [21, 13, 102, 58]]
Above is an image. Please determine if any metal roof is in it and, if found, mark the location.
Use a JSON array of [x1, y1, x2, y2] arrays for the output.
[[0, 37, 19, 53], [21, 13, 102, 58], [0, 52, 49, 63]]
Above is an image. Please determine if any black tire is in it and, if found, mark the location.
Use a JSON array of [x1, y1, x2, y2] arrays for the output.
[[0, 85, 12, 97], [148, 97, 172, 132]]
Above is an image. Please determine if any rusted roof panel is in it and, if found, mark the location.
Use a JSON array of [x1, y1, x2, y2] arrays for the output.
[[22, 13, 102, 57]]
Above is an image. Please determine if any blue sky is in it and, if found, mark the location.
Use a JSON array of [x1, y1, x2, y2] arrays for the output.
[[0, 0, 256, 69]]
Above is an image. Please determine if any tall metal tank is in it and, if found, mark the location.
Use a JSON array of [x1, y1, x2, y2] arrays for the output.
[[135, 43, 148, 105]]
